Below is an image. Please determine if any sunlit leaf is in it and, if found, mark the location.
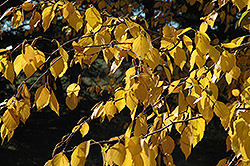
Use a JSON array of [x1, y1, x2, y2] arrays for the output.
[[49, 90, 59, 116], [103, 100, 117, 121], [71, 141, 90, 166], [35, 86, 51, 111], [134, 117, 148, 137], [214, 101, 230, 128], [62, 2, 83, 32], [80, 122, 89, 138], [132, 34, 150, 59], [42, 4, 57, 32], [195, 32, 210, 55], [4, 61, 15, 84], [169, 46, 186, 70], [14, 54, 25, 76], [180, 124, 193, 160], [50, 57, 68, 79], [191, 118, 205, 147], [16, 100, 30, 124], [85, 5, 102, 29], [2, 108, 20, 132], [52, 152, 70, 166], [106, 142, 126, 165], [114, 89, 125, 113]]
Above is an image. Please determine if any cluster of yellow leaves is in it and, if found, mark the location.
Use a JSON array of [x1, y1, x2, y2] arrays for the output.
[[3, 0, 250, 165], [0, 87, 31, 144], [14, 44, 45, 78]]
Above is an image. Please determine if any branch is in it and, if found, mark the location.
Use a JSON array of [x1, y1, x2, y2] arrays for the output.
[[143, 116, 203, 138]]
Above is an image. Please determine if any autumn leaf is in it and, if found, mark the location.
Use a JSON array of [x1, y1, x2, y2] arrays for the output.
[[80, 122, 89, 138], [35, 86, 51, 111], [2, 108, 20, 132], [85, 5, 102, 29], [71, 141, 90, 166], [42, 4, 57, 32], [52, 152, 70, 166], [132, 34, 150, 59], [106, 142, 126, 165]]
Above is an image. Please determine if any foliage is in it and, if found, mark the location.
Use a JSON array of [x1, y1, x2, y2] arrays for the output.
[[1, 0, 250, 165]]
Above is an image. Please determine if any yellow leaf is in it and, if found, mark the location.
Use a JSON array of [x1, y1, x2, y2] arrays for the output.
[[80, 122, 89, 138], [14, 54, 25, 76], [214, 101, 230, 128], [2, 108, 20, 132], [12, 10, 24, 28], [132, 34, 150, 59], [62, 2, 83, 32], [35, 86, 51, 111], [42, 5, 57, 32], [161, 135, 175, 154], [125, 91, 138, 119], [16, 100, 30, 124], [220, 51, 236, 72], [66, 93, 78, 110], [199, 22, 208, 32], [195, 32, 210, 55], [21, 83, 31, 99], [67, 83, 81, 96], [34, 49, 45, 69], [29, 11, 41, 29], [85, 5, 102, 29], [195, 52, 206, 68], [170, 46, 186, 70], [208, 81, 218, 102], [4, 61, 15, 84], [106, 142, 126, 165], [50, 57, 68, 79], [133, 82, 148, 103], [95, 29, 111, 45], [21, 2, 34, 11], [127, 137, 142, 157], [191, 118, 205, 147], [180, 124, 193, 160], [134, 117, 148, 137], [114, 89, 126, 113], [71, 141, 90, 166], [52, 152, 70, 166], [49, 90, 59, 116], [54, 40, 69, 62], [232, 89, 240, 97], [1, 124, 13, 144], [209, 45, 220, 63], [23, 62, 37, 78], [114, 23, 128, 42], [232, 0, 248, 11], [22, 44, 36, 64], [229, 65, 241, 80], [103, 100, 117, 121], [183, 35, 193, 53], [144, 47, 160, 70], [234, 118, 250, 160]]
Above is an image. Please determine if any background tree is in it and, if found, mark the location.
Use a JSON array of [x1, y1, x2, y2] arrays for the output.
[[0, 0, 250, 165]]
